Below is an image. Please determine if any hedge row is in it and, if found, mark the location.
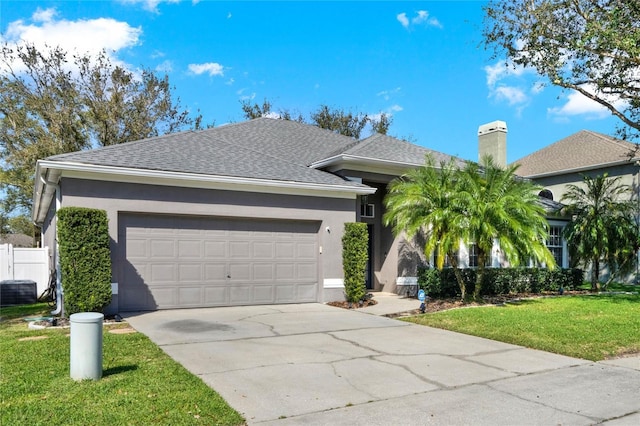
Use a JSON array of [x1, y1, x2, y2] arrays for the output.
[[418, 266, 583, 298]]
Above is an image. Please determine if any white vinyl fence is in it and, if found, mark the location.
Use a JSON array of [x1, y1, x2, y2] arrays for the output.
[[0, 244, 50, 297]]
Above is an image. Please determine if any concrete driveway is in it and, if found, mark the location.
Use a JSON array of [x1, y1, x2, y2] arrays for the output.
[[125, 303, 640, 425]]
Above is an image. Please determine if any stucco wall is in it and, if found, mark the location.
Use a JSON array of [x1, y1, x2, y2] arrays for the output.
[[531, 163, 638, 203], [59, 178, 356, 305]]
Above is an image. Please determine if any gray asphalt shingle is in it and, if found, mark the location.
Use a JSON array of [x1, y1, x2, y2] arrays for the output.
[[513, 130, 638, 177]]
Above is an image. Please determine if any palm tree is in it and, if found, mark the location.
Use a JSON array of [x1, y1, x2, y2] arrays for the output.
[[458, 156, 556, 300], [562, 174, 638, 290], [383, 155, 470, 299]]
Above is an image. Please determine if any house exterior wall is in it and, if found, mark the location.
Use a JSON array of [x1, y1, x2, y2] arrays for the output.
[[59, 178, 356, 309], [530, 163, 638, 203]]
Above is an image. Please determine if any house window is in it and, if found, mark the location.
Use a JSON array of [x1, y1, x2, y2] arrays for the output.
[[360, 203, 375, 218], [469, 243, 491, 268], [546, 225, 564, 267], [434, 248, 459, 268]]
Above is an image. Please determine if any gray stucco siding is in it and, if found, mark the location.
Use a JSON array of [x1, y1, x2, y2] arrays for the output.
[[59, 178, 356, 309]]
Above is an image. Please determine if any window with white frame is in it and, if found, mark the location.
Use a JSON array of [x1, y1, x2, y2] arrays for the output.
[[469, 243, 491, 268], [360, 203, 374, 218], [546, 225, 564, 267]]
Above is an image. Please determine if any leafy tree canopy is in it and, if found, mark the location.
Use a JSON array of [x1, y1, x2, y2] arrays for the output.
[[384, 154, 555, 301], [561, 173, 638, 289], [240, 98, 392, 139], [483, 0, 640, 139], [0, 43, 199, 216]]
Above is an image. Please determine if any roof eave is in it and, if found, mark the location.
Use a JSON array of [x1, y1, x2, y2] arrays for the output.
[[34, 161, 376, 219], [310, 154, 423, 172], [519, 158, 640, 179]]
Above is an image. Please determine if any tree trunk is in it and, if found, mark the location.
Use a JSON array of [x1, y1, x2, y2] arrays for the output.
[[473, 255, 486, 302], [448, 254, 467, 301], [591, 257, 600, 291]]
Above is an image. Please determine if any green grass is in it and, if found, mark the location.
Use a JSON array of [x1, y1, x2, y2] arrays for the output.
[[404, 294, 640, 361], [577, 281, 640, 292], [0, 304, 244, 426]]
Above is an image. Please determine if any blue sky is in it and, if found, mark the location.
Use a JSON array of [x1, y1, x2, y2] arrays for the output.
[[0, 0, 624, 163]]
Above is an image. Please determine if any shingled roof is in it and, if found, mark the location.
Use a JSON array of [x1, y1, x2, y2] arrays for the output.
[[342, 133, 464, 166], [48, 125, 359, 188], [513, 130, 638, 177], [46, 118, 457, 187]]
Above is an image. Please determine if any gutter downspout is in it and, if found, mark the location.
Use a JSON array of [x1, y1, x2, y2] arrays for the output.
[[40, 174, 63, 316]]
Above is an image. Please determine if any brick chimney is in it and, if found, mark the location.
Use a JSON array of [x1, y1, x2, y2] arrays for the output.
[[478, 121, 507, 168]]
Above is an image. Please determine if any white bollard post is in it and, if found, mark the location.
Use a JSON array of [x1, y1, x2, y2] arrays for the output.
[[70, 312, 104, 381]]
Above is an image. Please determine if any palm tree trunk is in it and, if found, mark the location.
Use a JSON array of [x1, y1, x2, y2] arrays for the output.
[[473, 255, 486, 302], [592, 257, 600, 291], [447, 254, 467, 300]]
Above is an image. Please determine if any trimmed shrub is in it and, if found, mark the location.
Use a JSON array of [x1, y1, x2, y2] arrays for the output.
[[57, 207, 112, 316], [418, 266, 583, 298], [342, 222, 368, 303]]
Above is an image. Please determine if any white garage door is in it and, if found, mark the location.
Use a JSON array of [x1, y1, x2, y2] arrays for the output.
[[118, 214, 320, 311]]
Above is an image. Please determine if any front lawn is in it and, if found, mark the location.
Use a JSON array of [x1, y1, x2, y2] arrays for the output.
[[404, 294, 640, 361], [0, 304, 244, 426]]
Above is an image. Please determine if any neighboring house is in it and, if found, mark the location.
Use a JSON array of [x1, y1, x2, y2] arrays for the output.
[[32, 118, 465, 312], [513, 129, 640, 281], [513, 130, 640, 203], [0, 233, 33, 248]]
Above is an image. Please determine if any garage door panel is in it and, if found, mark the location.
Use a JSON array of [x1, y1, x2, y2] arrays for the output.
[[152, 287, 178, 307], [205, 241, 226, 258], [297, 263, 318, 280], [229, 241, 250, 258], [204, 287, 229, 305], [120, 214, 319, 310], [252, 242, 274, 258], [150, 264, 176, 282], [253, 263, 273, 279], [179, 264, 202, 281], [297, 284, 317, 302], [178, 287, 202, 305], [205, 263, 227, 280], [297, 242, 317, 259], [178, 240, 203, 258], [150, 239, 176, 258], [253, 285, 274, 303]]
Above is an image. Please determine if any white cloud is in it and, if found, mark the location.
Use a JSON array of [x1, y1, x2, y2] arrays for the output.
[[396, 13, 409, 28], [484, 62, 526, 88], [2, 8, 141, 72], [389, 104, 403, 112], [188, 62, 224, 77], [494, 86, 528, 106], [32, 7, 57, 22], [155, 60, 173, 73], [548, 84, 627, 119], [118, 0, 181, 14], [377, 87, 402, 101], [5, 9, 141, 54], [398, 10, 442, 29]]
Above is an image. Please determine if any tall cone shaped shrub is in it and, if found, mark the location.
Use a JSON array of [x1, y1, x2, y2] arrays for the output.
[[57, 207, 112, 316], [342, 222, 368, 303]]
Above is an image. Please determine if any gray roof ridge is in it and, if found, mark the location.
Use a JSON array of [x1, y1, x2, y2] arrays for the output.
[[582, 129, 638, 151], [343, 133, 383, 155]]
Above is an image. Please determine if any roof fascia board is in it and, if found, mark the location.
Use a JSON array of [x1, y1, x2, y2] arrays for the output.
[[311, 155, 422, 175], [36, 159, 375, 197], [522, 158, 640, 179]]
